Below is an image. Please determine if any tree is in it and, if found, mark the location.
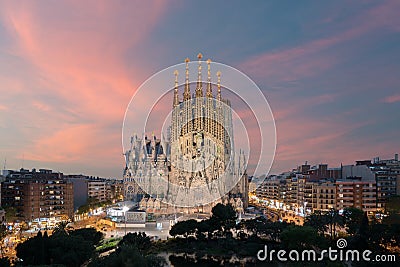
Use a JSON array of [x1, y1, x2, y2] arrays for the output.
[[16, 227, 102, 267], [53, 221, 69, 236], [169, 219, 197, 239], [304, 210, 328, 235], [342, 207, 364, 236], [385, 196, 400, 214], [368, 223, 390, 250], [265, 221, 289, 243], [235, 220, 248, 240], [0, 224, 8, 257], [347, 211, 370, 250], [359, 211, 369, 238], [4, 206, 17, 222], [118, 232, 152, 254], [241, 216, 267, 237], [195, 219, 210, 240], [0, 257, 11, 267], [49, 234, 93, 266], [210, 203, 237, 238], [89, 243, 165, 267], [16, 231, 50, 265], [69, 227, 103, 246], [281, 225, 323, 250], [325, 209, 344, 240]]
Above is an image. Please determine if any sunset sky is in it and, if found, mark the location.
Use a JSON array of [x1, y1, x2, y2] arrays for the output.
[[0, 1, 399, 178]]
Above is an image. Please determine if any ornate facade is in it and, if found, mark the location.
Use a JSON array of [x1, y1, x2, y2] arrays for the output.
[[123, 54, 248, 214]]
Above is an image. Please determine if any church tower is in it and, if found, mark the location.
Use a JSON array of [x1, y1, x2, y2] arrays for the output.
[[124, 54, 248, 213]]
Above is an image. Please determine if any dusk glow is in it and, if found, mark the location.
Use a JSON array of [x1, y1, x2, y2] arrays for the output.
[[1, 1, 399, 177]]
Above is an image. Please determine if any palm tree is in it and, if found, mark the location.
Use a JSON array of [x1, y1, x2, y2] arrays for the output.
[[304, 210, 328, 236], [53, 221, 69, 236], [325, 209, 344, 240]]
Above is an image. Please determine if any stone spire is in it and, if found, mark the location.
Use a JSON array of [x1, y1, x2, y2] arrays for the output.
[[195, 53, 203, 97], [183, 58, 190, 101], [173, 70, 179, 107], [217, 71, 221, 101], [206, 59, 212, 98]]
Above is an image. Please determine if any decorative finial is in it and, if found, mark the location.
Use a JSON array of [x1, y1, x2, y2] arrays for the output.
[[207, 59, 211, 79], [174, 70, 179, 88], [196, 53, 203, 97], [206, 59, 212, 98], [185, 59, 190, 82], [184, 58, 190, 100], [217, 71, 221, 101], [173, 70, 179, 107]]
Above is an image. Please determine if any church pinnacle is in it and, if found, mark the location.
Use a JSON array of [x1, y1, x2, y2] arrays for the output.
[[206, 59, 212, 98], [178, 54, 220, 102], [217, 71, 222, 101], [183, 58, 190, 101], [173, 70, 179, 107], [196, 53, 203, 97]]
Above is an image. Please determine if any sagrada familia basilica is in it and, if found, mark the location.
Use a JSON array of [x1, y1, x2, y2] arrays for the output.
[[123, 54, 248, 215]]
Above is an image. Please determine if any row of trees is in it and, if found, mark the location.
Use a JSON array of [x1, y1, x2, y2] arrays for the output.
[[169, 203, 400, 257], [4, 226, 164, 267], [170, 203, 238, 240], [88, 232, 165, 267], [304, 197, 400, 252], [76, 197, 112, 215], [16, 225, 103, 267]]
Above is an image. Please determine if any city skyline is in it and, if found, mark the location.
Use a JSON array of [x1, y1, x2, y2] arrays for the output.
[[1, 1, 400, 178]]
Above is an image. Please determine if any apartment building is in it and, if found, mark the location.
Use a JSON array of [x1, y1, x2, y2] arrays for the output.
[[336, 178, 377, 213], [1, 169, 74, 221], [256, 176, 286, 201], [87, 179, 107, 202], [313, 180, 336, 211]]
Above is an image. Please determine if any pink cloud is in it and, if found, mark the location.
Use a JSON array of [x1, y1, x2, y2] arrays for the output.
[[381, 94, 400, 103], [240, 0, 400, 83], [23, 124, 96, 162], [32, 101, 51, 112], [0, 1, 168, 175]]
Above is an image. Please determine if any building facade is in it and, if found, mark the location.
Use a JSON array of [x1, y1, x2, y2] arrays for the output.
[[1, 169, 74, 221], [87, 179, 107, 202], [336, 178, 377, 213], [123, 54, 248, 214]]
